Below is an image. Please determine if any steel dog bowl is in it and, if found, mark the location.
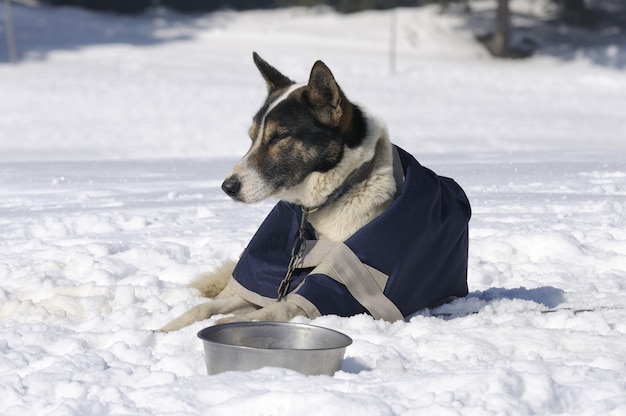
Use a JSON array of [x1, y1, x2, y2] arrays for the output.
[[197, 322, 352, 375]]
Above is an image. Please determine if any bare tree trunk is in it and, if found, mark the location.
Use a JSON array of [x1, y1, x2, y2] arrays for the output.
[[489, 0, 510, 57], [3, 0, 18, 63]]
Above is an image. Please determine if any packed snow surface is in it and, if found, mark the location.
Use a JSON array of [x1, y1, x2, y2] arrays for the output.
[[1, 3, 625, 415]]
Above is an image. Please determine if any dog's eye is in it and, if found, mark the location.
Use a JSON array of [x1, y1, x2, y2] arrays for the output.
[[268, 131, 289, 145]]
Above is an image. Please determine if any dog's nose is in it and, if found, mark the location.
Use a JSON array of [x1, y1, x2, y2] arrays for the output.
[[222, 175, 241, 197]]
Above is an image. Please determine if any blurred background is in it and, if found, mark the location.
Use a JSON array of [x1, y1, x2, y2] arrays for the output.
[[1, 0, 625, 161]]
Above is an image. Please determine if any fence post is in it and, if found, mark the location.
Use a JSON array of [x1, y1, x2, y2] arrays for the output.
[[3, 0, 18, 63], [388, 8, 397, 75]]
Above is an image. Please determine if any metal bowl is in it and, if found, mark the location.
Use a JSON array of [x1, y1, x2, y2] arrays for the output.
[[197, 322, 352, 376]]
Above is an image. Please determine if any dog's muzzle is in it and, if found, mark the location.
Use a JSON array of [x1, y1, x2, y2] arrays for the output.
[[222, 175, 242, 199]]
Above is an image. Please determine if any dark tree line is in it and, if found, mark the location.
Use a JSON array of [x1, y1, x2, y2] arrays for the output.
[[41, 0, 620, 17], [41, 0, 421, 14], [39, 0, 624, 59], [40, 0, 621, 24]]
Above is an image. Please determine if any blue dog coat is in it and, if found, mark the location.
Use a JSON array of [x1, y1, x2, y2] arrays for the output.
[[229, 146, 471, 320]]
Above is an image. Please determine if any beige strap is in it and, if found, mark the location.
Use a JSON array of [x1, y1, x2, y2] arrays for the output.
[[311, 262, 389, 292], [300, 240, 404, 322]]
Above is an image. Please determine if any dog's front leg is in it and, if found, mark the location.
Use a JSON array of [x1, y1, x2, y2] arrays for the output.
[[217, 301, 306, 324], [160, 295, 255, 332]]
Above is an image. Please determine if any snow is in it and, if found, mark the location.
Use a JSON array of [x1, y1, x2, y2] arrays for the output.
[[1, 2, 625, 415]]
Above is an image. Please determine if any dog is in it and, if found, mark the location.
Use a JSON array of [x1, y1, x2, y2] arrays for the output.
[[160, 53, 471, 332]]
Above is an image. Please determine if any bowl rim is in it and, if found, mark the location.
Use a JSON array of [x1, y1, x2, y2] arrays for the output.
[[197, 321, 353, 352]]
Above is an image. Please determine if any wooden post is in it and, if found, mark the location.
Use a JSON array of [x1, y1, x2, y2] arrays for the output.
[[491, 0, 510, 57], [389, 8, 397, 75], [3, 0, 18, 63]]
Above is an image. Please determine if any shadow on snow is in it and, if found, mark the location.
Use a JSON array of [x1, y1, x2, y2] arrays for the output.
[[428, 286, 567, 319]]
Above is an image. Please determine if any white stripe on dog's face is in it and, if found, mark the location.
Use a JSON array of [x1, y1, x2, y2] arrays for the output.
[[224, 84, 304, 203]]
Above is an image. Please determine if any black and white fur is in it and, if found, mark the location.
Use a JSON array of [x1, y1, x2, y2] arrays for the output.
[[161, 53, 397, 331]]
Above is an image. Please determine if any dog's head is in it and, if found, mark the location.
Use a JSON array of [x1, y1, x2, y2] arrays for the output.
[[222, 53, 366, 206]]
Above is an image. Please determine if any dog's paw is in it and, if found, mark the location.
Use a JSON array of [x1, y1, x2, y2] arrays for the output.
[[159, 320, 183, 333], [159, 313, 196, 332], [159, 302, 216, 332]]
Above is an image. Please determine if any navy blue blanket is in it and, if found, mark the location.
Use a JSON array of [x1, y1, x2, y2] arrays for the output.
[[232, 146, 471, 319]]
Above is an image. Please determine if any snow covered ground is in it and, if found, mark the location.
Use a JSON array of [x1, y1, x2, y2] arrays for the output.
[[1, 2, 625, 415]]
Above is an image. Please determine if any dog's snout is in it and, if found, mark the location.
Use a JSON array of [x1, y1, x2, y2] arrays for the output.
[[222, 175, 241, 198]]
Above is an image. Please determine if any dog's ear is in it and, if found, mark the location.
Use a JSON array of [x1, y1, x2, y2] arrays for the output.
[[253, 52, 293, 91], [306, 60, 344, 127]]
